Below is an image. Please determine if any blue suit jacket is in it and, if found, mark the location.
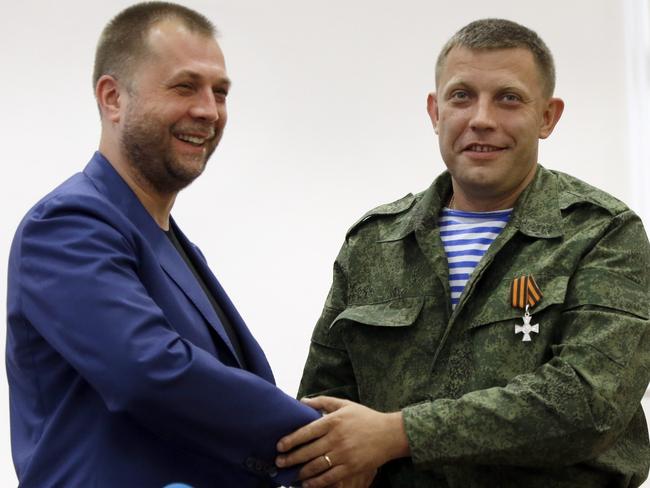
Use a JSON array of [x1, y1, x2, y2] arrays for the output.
[[6, 153, 320, 487]]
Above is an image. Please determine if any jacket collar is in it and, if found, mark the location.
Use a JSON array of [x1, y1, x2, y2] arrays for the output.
[[509, 165, 564, 238], [83, 151, 164, 246], [382, 164, 564, 241]]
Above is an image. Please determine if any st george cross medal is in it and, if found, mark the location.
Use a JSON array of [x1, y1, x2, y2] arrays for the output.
[[515, 305, 539, 342], [511, 275, 543, 342]]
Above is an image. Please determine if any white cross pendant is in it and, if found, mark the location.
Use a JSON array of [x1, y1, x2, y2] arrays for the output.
[[515, 306, 539, 342]]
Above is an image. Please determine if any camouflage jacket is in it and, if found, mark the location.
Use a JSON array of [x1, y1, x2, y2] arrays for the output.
[[298, 166, 650, 487]]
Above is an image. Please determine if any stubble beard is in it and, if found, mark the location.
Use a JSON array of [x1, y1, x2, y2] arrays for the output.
[[120, 105, 218, 195]]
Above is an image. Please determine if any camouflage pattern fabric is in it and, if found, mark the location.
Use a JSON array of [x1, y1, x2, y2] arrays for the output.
[[299, 166, 650, 487]]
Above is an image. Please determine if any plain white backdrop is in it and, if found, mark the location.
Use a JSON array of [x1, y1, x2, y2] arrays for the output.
[[1, 0, 649, 485]]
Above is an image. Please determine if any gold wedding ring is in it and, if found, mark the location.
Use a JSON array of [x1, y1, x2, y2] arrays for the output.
[[323, 454, 333, 469]]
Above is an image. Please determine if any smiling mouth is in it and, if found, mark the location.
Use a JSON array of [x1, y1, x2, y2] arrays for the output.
[[464, 144, 505, 153], [174, 133, 212, 146]]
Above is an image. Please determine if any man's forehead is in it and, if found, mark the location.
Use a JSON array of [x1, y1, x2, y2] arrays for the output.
[[438, 46, 541, 89], [136, 20, 228, 80], [144, 19, 223, 61], [146, 19, 205, 46], [445, 46, 536, 68]]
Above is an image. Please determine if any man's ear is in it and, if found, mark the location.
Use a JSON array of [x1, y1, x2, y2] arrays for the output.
[[427, 92, 439, 134], [539, 97, 564, 139], [95, 75, 124, 124]]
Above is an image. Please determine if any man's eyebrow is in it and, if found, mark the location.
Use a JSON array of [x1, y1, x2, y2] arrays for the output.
[[497, 84, 527, 92], [442, 79, 472, 93], [220, 78, 232, 90], [444, 77, 471, 88], [169, 69, 232, 89]]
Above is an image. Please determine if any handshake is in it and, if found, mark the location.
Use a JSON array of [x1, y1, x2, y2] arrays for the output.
[[276, 396, 410, 488]]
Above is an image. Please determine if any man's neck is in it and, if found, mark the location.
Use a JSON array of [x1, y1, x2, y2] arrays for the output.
[[125, 175, 176, 230], [450, 191, 518, 212], [450, 166, 536, 212], [98, 142, 176, 230]]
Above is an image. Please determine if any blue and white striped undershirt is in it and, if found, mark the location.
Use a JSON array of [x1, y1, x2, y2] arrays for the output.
[[439, 207, 513, 308]]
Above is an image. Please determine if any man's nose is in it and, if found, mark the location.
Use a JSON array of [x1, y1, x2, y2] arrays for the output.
[[189, 88, 220, 122], [469, 97, 497, 131]]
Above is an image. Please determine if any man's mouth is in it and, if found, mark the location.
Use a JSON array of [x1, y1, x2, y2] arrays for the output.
[[464, 143, 504, 153], [173, 130, 215, 147]]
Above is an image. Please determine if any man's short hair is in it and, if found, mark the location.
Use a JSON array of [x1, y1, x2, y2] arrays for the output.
[[435, 18, 556, 97], [93, 1, 216, 91]]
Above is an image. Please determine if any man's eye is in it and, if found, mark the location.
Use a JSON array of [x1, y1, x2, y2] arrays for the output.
[[174, 83, 194, 92], [451, 91, 469, 100], [501, 93, 521, 103]]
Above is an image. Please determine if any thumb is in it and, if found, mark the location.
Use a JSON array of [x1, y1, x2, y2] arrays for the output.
[[301, 395, 349, 413]]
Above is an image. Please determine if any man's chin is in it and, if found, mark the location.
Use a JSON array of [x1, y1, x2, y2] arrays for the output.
[[453, 169, 502, 189], [174, 167, 206, 189], [176, 153, 209, 174], [150, 160, 205, 194]]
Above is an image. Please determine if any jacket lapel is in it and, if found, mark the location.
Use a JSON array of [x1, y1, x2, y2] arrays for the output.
[[170, 223, 274, 380], [83, 152, 244, 369], [174, 233, 276, 381], [157, 235, 243, 368]]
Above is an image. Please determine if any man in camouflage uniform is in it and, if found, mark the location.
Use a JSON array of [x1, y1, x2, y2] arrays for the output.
[[275, 18, 650, 488]]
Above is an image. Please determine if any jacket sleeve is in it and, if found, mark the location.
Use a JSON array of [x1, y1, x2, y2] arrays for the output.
[[298, 244, 359, 402], [15, 196, 320, 484], [403, 209, 650, 468]]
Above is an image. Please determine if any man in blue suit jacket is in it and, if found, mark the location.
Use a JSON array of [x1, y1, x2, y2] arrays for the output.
[[6, 3, 321, 486]]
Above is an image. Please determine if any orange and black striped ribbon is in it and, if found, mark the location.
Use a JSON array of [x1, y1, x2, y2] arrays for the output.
[[511, 275, 543, 310]]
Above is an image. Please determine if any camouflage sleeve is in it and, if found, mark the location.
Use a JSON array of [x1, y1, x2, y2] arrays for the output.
[[403, 210, 650, 468], [298, 243, 359, 402]]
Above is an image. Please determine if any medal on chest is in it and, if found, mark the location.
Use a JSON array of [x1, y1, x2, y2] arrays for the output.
[[511, 275, 543, 342]]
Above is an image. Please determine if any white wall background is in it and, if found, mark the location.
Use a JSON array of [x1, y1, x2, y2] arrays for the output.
[[1, 0, 648, 485]]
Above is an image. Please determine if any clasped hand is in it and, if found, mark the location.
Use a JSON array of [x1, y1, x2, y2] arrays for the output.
[[275, 396, 409, 488]]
